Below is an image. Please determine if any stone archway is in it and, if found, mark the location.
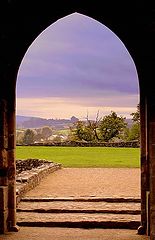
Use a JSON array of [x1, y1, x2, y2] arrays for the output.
[[0, 1, 154, 239]]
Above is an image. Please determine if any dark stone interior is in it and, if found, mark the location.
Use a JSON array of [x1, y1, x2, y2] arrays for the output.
[[0, 1, 154, 239]]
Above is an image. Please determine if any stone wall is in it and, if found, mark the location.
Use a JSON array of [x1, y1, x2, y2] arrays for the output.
[[16, 159, 62, 205], [16, 159, 56, 174], [17, 140, 140, 148]]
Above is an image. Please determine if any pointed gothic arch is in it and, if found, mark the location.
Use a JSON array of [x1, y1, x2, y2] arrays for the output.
[[0, 1, 154, 239]]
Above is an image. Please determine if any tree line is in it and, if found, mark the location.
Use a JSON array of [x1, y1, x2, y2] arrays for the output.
[[16, 104, 140, 145], [68, 104, 140, 143]]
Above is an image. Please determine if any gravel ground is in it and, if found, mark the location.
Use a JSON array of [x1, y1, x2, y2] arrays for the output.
[[25, 168, 141, 198]]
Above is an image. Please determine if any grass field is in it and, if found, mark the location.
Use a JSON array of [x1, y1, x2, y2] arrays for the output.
[[16, 146, 140, 168]]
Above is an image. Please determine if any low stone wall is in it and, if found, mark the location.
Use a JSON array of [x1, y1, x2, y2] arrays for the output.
[[16, 159, 62, 205], [18, 140, 140, 148], [16, 159, 56, 174]]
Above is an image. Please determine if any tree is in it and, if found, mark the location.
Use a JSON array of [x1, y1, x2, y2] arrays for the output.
[[22, 129, 35, 144], [34, 133, 43, 142], [41, 126, 53, 141], [128, 104, 140, 141], [16, 130, 24, 144], [53, 135, 62, 143], [130, 103, 140, 123], [99, 111, 127, 142], [69, 111, 100, 142], [85, 110, 100, 141], [126, 123, 140, 141], [70, 120, 94, 142]]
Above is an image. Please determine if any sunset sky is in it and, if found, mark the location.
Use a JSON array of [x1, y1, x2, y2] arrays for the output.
[[16, 13, 139, 120]]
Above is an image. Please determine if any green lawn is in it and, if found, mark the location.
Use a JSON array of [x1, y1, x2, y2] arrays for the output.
[[16, 146, 140, 168]]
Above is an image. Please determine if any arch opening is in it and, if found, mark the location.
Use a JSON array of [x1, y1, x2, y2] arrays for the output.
[[15, 12, 141, 232]]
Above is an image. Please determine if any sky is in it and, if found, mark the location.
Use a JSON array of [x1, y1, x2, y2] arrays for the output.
[[16, 13, 139, 120]]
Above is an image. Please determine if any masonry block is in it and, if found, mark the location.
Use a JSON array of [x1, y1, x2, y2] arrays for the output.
[[0, 149, 8, 168], [7, 150, 15, 166], [0, 186, 8, 210], [0, 209, 8, 233], [0, 136, 8, 148], [0, 176, 8, 186], [8, 134, 15, 150], [8, 183, 16, 209]]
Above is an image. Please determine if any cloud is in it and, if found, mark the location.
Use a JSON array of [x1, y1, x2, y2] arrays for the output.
[[16, 94, 139, 120]]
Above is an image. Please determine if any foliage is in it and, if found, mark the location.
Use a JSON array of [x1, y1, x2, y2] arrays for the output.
[[16, 107, 141, 144], [16, 130, 24, 144], [69, 111, 141, 143], [70, 120, 94, 142], [41, 126, 53, 141], [69, 111, 101, 142], [99, 111, 127, 142], [127, 104, 140, 142], [130, 103, 140, 123], [127, 123, 140, 141], [52, 135, 62, 143], [34, 132, 42, 142], [22, 129, 35, 144]]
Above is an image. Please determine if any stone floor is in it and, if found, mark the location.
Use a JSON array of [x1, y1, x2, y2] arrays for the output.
[[0, 227, 149, 240]]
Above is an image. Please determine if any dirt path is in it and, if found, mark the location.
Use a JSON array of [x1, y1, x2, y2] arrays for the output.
[[25, 168, 140, 198]]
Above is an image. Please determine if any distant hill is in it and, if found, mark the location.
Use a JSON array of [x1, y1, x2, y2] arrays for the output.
[[16, 115, 79, 130], [16, 115, 133, 129], [16, 115, 32, 123]]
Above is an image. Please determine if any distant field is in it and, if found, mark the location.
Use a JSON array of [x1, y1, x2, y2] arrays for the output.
[[16, 146, 140, 168]]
